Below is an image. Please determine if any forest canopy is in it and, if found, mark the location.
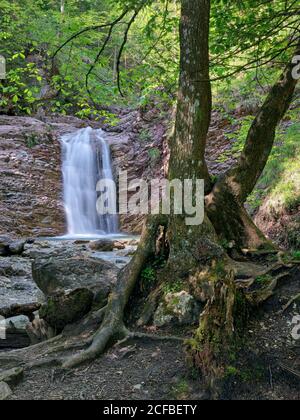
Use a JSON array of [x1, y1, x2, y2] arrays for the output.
[[0, 0, 299, 118]]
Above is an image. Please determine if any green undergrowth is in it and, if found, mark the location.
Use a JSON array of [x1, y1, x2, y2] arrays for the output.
[[213, 70, 299, 226]]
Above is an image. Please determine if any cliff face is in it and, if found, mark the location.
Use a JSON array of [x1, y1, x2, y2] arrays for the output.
[[0, 116, 65, 238], [3, 108, 295, 246], [0, 111, 169, 238]]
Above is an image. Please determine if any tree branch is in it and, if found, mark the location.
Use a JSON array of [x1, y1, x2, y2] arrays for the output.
[[52, 11, 129, 59], [116, 8, 142, 97], [85, 10, 129, 104]]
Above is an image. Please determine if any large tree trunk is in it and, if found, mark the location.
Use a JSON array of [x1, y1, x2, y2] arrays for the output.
[[167, 0, 215, 274], [168, 0, 211, 188]]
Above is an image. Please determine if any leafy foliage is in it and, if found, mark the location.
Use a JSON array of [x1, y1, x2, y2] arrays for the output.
[[1, 0, 297, 117]]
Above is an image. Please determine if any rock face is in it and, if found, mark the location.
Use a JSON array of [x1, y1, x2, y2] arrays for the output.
[[107, 108, 169, 234], [0, 237, 25, 257], [0, 116, 65, 237], [153, 291, 200, 327]]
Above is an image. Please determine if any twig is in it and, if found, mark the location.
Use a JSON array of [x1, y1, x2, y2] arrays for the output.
[[85, 10, 129, 103], [129, 331, 186, 342], [280, 293, 300, 314], [116, 8, 142, 97], [114, 331, 185, 349], [52, 12, 129, 59], [269, 365, 274, 390]]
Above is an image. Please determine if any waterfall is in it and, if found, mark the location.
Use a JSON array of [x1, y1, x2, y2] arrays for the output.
[[61, 127, 118, 237]]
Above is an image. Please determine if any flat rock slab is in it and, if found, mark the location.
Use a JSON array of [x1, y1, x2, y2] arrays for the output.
[[32, 248, 119, 303], [0, 256, 40, 312]]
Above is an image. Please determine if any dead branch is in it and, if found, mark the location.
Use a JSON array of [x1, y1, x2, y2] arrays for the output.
[[52, 11, 129, 59], [279, 363, 300, 379], [116, 8, 141, 97], [0, 303, 41, 321]]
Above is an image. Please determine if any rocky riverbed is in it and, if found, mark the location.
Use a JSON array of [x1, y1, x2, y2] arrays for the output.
[[0, 236, 139, 349]]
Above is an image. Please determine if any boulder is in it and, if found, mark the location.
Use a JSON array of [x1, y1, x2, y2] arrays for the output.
[[39, 288, 94, 331], [113, 241, 126, 250], [5, 315, 30, 331], [0, 382, 12, 400], [0, 237, 10, 257], [0, 367, 24, 387], [153, 291, 201, 327], [9, 240, 25, 256], [0, 237, 25, 256], [89, 239, 115, 252], [32, 250, 118, 305], [0, 316, 31, 349], [32, 250, 119, 330]]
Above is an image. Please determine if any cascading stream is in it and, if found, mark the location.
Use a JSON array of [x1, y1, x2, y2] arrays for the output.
[[61, 127, 118, 237]]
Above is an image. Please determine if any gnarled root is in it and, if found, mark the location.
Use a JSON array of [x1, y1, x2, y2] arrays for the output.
[[62, 215, 168, 369], [187, 263, 237, 393]]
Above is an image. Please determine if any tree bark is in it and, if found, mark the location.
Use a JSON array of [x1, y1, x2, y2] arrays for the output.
[[169, 0, 212, 188]]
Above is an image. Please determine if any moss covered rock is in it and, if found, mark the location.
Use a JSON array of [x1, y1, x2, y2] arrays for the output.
[[153, 291, 201, 327], [39, 288, 94, 331]]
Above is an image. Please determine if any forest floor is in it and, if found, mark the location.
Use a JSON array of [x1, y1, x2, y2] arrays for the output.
[[4, 265, 300, 401]]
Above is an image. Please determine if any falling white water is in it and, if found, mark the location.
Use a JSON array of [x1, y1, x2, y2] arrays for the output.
[[61, 127, 118, 237]]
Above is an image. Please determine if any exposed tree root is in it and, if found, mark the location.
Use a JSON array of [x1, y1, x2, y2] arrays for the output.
[[280, 293, 300, 314], [245, 271, 291, 305], [0, 332, 92, 372], [137, 285, 163, 327], [235, 261, 293, 289], [110, 331, 185, 354], [279, 363, 300, 380], [62, 215, 168, 370]]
